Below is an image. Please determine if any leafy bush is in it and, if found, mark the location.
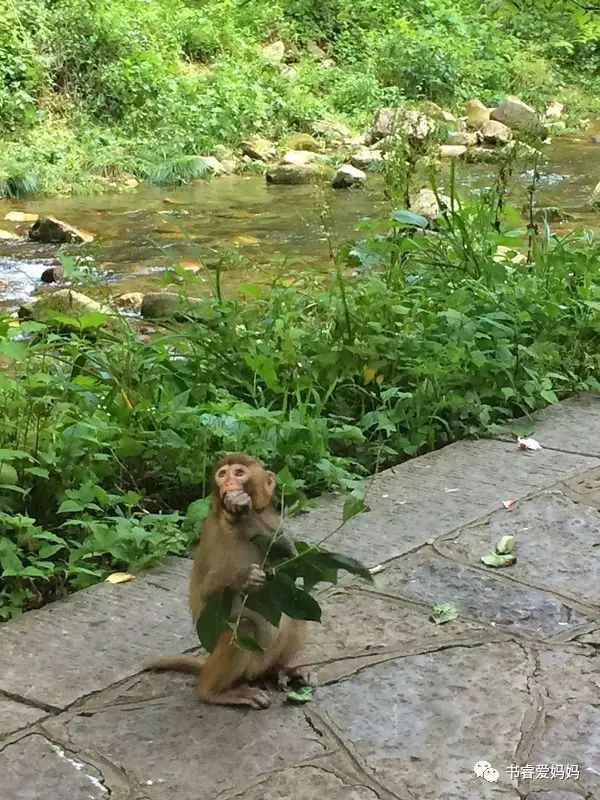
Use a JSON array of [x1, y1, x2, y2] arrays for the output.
[[2, 183, 600, 618], [0, 0, 598, 194]]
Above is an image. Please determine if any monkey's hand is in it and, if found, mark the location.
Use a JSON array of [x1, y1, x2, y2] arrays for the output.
[[242, 564, 266, 593], [222, 490, 252, 515]]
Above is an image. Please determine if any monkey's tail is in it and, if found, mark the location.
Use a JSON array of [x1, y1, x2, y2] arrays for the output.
[[145, 654, 206, 674]]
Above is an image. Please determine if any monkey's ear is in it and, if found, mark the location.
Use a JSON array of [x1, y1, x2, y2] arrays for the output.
[[265, 471, 277, 497]]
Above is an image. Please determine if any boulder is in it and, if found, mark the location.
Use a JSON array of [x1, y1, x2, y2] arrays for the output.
[[28, 217, 93, 245], [465, 99, 491, 130], [40, 266, 63, 283], [591, 181, 600, 211], [464, 147, 502, 164], [261, 40, 285, 64], [4, 211, 38, 223], [446, 131, 479, 147], [241, 137, 276, 162], [281, 65, 298, 81], [265, 164, 333, 185], [350, 149, 383, 170], [141, 292, 206, 320], [200, 156, 227, 175], [24, 289, 112, 324], [279, 150, 320, 166], [531, 206, 574, 223], [481, 120, 512, 145], [423, 101, 456, 123], [411, 188, 451, 221], [545, 101, 564, 119], [307, 42, 328, 60], [371, 107, 435, 143], [439, 145, 467, 158], [331, 165, 366, 189], [490, 96, 548, 138], [115, 292, 144, 312], [309, 118, 351, 141], [280, 133, 321, 152]]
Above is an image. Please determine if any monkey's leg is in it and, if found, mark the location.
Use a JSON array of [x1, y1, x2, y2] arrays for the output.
[[197, 628, 271, 710]]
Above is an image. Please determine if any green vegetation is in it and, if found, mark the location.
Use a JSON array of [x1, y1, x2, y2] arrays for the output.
[[2, 159, 600, 617], [1, 0, 599, 196]]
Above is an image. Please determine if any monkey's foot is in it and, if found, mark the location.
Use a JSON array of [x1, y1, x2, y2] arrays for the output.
[[201, 685, 271, 709], [276, 666, 317, 691]]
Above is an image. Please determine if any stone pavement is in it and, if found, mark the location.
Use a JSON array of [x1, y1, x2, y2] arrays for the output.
[[1, 393, 600, 800]]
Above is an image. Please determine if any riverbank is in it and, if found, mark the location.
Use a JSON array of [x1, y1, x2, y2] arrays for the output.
[[2, 0, 600, 199]]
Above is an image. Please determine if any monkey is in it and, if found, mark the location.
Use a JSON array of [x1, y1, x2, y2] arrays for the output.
[[146, 453, 314, 709]]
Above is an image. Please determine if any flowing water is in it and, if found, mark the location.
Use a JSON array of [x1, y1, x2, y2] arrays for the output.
[[1, 129, 599, 310]]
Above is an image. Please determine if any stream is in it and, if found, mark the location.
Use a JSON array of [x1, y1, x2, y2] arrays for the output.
[[1, 129, 599, 311]]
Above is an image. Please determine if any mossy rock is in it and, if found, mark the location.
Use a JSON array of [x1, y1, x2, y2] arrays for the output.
[[141, 292, 207, 320], [265, 164, 334, 185], [280, 133, 321, 152]]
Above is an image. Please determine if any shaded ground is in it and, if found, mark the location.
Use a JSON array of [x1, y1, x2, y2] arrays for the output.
[[1, 394, 599, 800]]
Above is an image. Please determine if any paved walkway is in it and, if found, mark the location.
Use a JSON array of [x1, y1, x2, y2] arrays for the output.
[[1, 394, 599, 800]]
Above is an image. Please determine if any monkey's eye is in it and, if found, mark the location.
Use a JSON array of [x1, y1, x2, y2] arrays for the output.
[[234, 468, 246, 477], [217, 469, 227, 478]]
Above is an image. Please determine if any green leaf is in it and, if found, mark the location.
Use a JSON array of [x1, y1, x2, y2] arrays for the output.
[[430, 603, 458, 625], [0, 463, 18, 486], [238, 284, 263, 298], [286, 686, 314, 704], [0, 538, 23, 574], [390, 209, 429, 229], [496, 535, 515, 555], [245, 590, 284, 627], [79, 312, 109, 329], [481, 552, 517, 568], [57, 499, 86, 513], [195, 588, 235, 652], [343, 487, 368, 523], [0, 449, 33, 461], [183, 497, 211, 533], [25, 467, 50, 479], [257, 572, 322, 622], [0, 340, 27, 361]]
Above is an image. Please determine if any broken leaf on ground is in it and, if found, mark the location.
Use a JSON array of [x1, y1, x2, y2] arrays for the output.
[[430, 602, 458, 624], [496, 534, 515, 554], [481, 552, 517, 568], [286, 686, 314, 704], [105, 572, 135, 584], [517, 436, 542, 451], [502, 499, 517, 510]]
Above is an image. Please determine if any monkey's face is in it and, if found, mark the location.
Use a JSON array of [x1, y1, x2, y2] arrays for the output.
[[216, 463, 252, 500], [213, 458, 276, 514]]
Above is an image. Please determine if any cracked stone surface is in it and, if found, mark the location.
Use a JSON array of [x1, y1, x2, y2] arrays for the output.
[[0, 557, 194, 708], [371, 548, 590, 638], [0, 733, 108, 800], [1, 395, 600, 800], [436, 490, 600, 608], [0, 698, 47, 738]]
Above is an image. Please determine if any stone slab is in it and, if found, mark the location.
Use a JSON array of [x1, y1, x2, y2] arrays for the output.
[[561, 464, 600, 509], [510, 392, 600, 457], [306, 587, 491, 667], [317, 642, 528, 799], [223, 763, 381, 800], [372, 550, 590, 639], [436, 490, 600, 609], [527, 703, 600, 797], [0, 697, 47, 738], [0, 557, 195, 709], [286, 440, 597, 565], [0, 733, 109, 800], [42, 688, 326, 800]]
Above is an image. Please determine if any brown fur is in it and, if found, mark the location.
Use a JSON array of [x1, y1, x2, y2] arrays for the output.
[[147, 454, 312, 709]]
